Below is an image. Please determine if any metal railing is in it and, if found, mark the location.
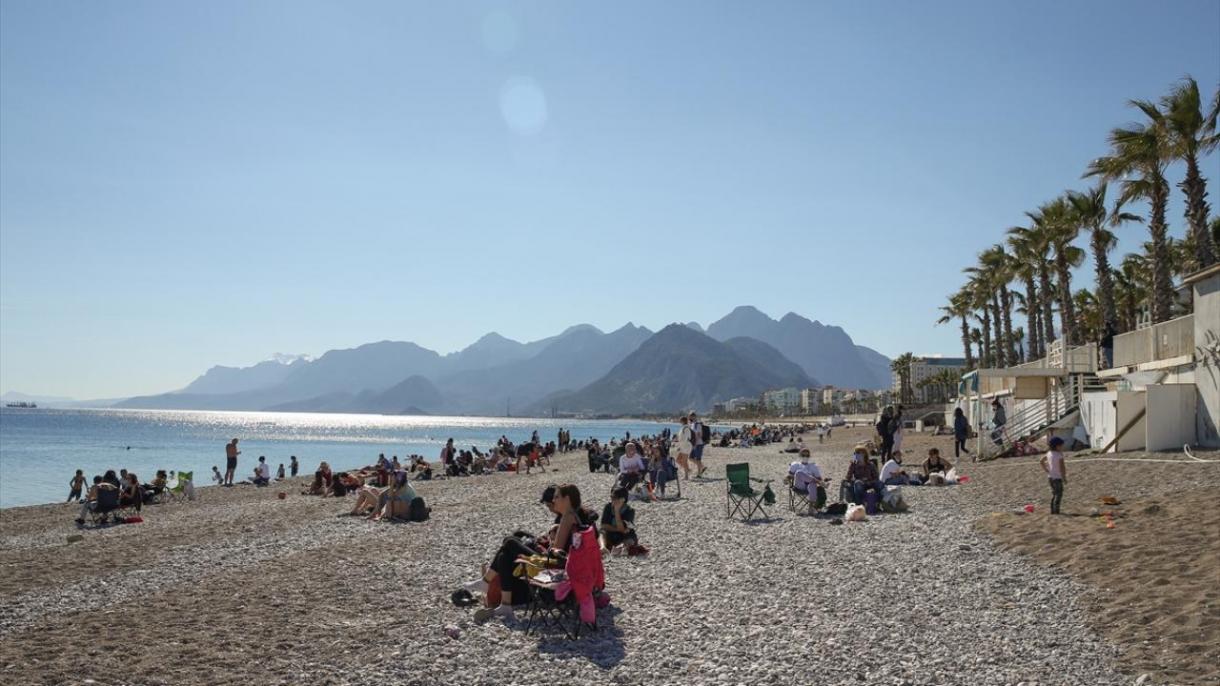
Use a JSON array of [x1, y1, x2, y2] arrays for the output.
[[979, 375, 1084, 459], [1111, 314, 1194, 368]]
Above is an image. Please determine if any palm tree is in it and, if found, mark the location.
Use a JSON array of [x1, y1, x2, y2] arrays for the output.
[[1015, 211, 1060, 352], [1036, 197, 1085, 346], [917, 368, 960, 404], [1113, 253, 1148, 332], [980, 245, 1019, 364], [937, 289, 975, 370], [1073, 289, 1101, 344], [964, 272, 994, 367], [1006, 226, 1043, 359], [1066, 183, 1141, 338], [1157, 77, 1219, 269], [969, 327, 983, 365], [1087, 110, 1174, 323], [890, 352, 915, 405]]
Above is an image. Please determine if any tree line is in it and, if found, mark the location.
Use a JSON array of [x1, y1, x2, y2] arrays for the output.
[[937, 76, 1219, 370]]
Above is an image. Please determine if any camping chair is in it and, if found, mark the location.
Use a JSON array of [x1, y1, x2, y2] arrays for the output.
[[166, 471, 193, 503], [524, 526, 605, 639], [87, 486, 123, 525], [786, 473, 827, 516], [725, 463, 774, 521]]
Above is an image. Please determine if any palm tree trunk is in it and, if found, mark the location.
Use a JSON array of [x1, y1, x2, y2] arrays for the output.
[[1149, 180, 1174, 323], [1054, 249, 1076, 346], [1091, 229, 1117, 335], [980, 309, 992, 368], [959, 316, 974, 370], [1000, 284, 1017, 363], [1038, 266, 1056, 349], [1024, 278, 1039, 360], [990, 295, 1006, 367], [1182, 153, 1217, 270]]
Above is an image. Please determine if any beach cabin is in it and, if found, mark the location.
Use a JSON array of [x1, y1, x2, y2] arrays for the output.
[[1081, 263, 1220, 451]]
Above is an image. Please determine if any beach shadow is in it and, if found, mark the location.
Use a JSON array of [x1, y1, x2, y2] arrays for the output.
[[534, 605, 625, 669]]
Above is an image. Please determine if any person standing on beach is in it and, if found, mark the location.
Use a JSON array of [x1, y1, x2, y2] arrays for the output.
[[1041, 436, 1067, 514], [688, 412, 707, 478], [67, 469, 87, 502], [290, 455, 299, 477], [224, 438, 240, 486], [675, 416, 693, 479], [953, 407, 970, 458]]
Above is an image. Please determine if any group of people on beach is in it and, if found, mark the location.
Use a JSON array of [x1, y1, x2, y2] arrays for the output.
[[71, 467, 175, 524]]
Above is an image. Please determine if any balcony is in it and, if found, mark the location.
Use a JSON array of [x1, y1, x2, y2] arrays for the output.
[[1111, 314, 1194, 369]]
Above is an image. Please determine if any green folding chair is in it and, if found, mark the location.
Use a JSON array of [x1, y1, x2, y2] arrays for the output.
[[167, 471, 193, 502], [725, 463, 774, 521]]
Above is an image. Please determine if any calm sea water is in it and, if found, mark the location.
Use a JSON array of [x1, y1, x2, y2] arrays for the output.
[[0, 408, 672, 508]]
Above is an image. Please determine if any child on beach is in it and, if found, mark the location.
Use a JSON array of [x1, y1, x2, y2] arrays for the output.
[[290, 455, 299, 477], [67, 470, 86, 503], [1040, 437, 1067, 515], [212, 466, 223, 485], [276, 463, 285, 480]]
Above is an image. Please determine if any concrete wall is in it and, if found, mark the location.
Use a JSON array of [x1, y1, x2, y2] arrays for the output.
[[1116, 390, 1146, 452], [1195, 273, 1220, 447], [1146, 384, 1196, 451]]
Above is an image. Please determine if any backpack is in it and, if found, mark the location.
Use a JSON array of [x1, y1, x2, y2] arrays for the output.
[[825, 502, 848, 516], [408, 496, 429, 522], [700, 423, 711, 444]]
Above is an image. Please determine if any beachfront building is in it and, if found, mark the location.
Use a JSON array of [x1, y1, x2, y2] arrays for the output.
[[725, 397, 757, 413], [761, 387, 801, 415], [799, 388, 819, 414], [1083, 263, 1219, 450], [893, 356, 967, 404], [821, 386, 845, 407]]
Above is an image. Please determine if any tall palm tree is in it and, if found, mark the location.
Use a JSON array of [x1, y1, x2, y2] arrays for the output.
[[965, 262, 1006, 367], [1006, 226, 1043, 359], [964, 271, 994, 367], [969, 327, 983, 365], [1114, 253, 1149, 333], [1037, 197, 1085, 346], [1066, 183, 1140, 337], [937, 289, 975, 370], [890, 352, 915, 405], [1073, 289, 1102, 344], [1016, 211, 1059, 352], [980, 245, 1019, 364], [1087, 111, 1174, 323], [1156, 77, 1219, 269]]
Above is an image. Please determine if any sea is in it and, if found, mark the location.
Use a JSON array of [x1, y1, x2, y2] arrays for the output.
[[0, 408, 673, 509]]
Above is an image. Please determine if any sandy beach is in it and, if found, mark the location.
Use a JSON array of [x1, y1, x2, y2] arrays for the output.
[[2, 426, 1216, 686]]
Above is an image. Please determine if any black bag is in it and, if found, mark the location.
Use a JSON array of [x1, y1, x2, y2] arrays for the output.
[[825, 502, 848, 516], [409, 496, 429, 522], [700, 424, 711, 443]]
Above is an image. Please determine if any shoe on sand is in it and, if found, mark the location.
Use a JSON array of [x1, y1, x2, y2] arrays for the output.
[[462, 578, 489, 594], [474, 605, 514, 623]]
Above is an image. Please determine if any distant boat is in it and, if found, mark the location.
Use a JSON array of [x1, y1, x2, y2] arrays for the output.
[[4, 402, 37, 408]]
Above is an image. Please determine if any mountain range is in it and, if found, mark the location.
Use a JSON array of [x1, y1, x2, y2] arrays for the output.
[[109, 306, 891, 415]]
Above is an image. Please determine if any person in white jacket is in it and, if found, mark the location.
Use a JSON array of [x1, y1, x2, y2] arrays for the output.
[[675, 415, 694, 480]]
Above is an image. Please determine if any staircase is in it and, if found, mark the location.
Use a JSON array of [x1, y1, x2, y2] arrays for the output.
[[977, 344, 1105, 460]]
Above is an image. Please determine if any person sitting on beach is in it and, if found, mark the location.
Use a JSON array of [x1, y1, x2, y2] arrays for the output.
[[371, 471, 422, 521], [67, 469, 87, 503], [75, 476, 118, 524], [468, 484, 597, 623], [788, 449, 827, 509], [142, 470, 168, 502], [616, 442, 647, 494], [600, 487, 639, 556], [302, 462, 333, 495], [921, 449, 953, 486], [250, 456, 271, 486], [276, 463, 285, 480], [880, 450, 912, 486], [119, 472, 142, 512], [783, 437, 800, 454], [212, 466, 223, 485], [845, 445, 882, 505], [409, 455, 433, 480]]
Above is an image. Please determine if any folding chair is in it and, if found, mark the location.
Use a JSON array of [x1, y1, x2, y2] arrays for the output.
[[87, 487, 123, 525], [524, 526, 605, 639], [725, 463, 774, 521], [166, 471, 193, 503], [786, 473, 828, 516]]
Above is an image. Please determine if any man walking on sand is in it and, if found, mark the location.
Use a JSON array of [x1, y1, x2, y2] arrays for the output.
[[224, 438, 240, 486], [1041, 436, 1067, 515], [689, 412, 707, 478]]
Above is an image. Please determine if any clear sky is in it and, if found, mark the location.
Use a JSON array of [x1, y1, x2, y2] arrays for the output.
[[2, 0, 1219, 399]]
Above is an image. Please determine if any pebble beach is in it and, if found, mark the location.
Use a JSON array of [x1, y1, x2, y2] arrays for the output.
[[1, 426, 1216, 686]]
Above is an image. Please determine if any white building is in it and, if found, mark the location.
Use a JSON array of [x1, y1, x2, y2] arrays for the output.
[[800, 388, 820, 414], [762, 387, 801, 414], [893, 356, 967, 404]]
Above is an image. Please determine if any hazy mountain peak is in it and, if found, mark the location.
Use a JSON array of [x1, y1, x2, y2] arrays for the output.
[[472, 332, 519, 345], [560, 324, 603, 336], [269, 353, 312, 365], [685, 321, 704, 333]]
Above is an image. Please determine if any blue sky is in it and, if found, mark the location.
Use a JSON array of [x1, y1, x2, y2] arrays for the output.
[[2, 0, 1219, 399]]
